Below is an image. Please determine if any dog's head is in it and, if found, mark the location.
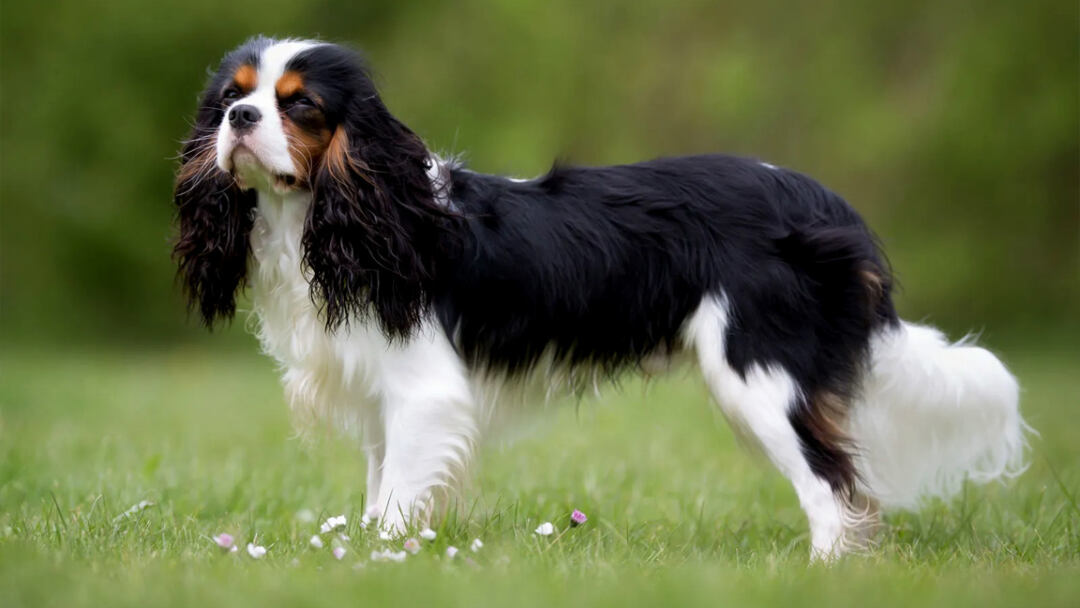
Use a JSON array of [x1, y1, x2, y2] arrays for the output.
[[173, 37, 452, 335]]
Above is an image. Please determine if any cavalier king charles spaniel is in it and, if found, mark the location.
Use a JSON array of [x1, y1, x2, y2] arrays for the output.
[[174, 37, 1028, 560]]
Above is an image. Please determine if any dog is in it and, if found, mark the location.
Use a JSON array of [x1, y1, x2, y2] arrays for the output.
[[173, 37, 1028, 560]]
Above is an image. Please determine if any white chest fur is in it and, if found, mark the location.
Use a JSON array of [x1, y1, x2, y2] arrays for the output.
[[249, 191, 378, 426], [247, 191, 474, 431]]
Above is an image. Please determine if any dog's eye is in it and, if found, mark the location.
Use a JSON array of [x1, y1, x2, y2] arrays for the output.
[[286, 96, 315, 109], [221, 88, 240, 104]]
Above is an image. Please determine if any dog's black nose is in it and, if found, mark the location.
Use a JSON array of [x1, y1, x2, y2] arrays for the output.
[[228, 104, 261, 131]]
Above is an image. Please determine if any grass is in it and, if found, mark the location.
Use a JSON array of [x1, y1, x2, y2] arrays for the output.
[[1, 337, 1078, 607]]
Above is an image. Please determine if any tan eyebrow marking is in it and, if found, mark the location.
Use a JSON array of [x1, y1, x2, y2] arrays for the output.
[[276, 70, 305, 99], [233, 64, 258, 92]]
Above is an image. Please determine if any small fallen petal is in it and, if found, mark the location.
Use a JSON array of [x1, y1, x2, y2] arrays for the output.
[[113, 500, 154, 522], [213, 533, 234, 549], [333, 546, 347, 560], [446, 546, 459, 559], [534, 522, 555, 536], [309, 535, 324, 549], [229, 545, 239, 554], [570, 509, 588, 526], [419, 528, 437, 541], [470, 538, 483, 552], [320, 515, 347, 534], [338, 533, 351, 541], [370, 549, 408, 563], [246, 543, 267, 559], [403, 538, 421, 554]]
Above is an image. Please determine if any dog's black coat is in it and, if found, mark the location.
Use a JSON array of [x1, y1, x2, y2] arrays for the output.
[[430, 157, 899, 492], [436, 157, 897, 386]]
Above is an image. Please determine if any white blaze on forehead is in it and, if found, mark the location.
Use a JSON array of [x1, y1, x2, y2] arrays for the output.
[[258, 39, 321, 86], [216, 39, 322, 178]]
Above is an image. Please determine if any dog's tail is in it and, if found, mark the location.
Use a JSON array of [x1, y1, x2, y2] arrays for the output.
[[848, 321, 1030, 509]]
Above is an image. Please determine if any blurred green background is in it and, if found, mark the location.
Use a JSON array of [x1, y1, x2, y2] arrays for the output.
[[1, 0, 1077, 346]]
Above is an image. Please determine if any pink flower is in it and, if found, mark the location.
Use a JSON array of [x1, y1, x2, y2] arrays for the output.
[[333, 546, 346, 560], [213, 533, 234, 550], [403, 538, 421, 554], [570, 509, 588, 526]]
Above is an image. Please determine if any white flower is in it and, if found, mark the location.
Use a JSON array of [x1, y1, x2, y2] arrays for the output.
[[113, 500, 154, 522], [320, 515, 347, 534], [419, 528, 437, 541], [370, 549, 408, 563], [295, 509, 316, 523], [246, 543, 267, 559], [229, 545, 238, 554], [445, 546, 459, 559], [130, 500, 153, 512], [403, 538, 421, 554], [534, 522, 555, 536], [333, 546, 347, 560], [470, 538, 483, 552], [338, 533, 350, 541], [309, 535, 324, 549], [378, 529, 392, 540]]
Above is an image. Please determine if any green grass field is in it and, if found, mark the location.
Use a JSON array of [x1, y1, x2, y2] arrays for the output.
[[1, 338, 1077, 607]]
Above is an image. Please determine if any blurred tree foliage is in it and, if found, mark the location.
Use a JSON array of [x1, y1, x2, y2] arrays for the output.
[[1, 0, 1076, 346]]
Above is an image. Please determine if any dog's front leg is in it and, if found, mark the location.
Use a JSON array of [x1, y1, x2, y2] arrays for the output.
[[360, 406, 386, 521], [369, 359, 477, 536]]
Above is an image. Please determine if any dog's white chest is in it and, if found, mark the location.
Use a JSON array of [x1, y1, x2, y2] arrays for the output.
[[248, 192, 387, 420], [249, 193, 327, 367], [245, 191, 473, 432]]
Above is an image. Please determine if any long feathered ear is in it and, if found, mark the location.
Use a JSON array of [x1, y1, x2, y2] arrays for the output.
[[303, 70, 457, 339], [172, 108, 257, 328]]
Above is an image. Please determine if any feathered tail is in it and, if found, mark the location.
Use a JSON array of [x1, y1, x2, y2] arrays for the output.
[[849, 321, 1030, 509]]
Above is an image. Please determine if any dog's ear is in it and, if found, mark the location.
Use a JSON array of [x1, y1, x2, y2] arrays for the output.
[[303, 53, 455, 339], [172, 81, 257, 328]]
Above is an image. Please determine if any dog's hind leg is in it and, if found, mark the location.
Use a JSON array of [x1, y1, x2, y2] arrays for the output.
[[684, 295, 854, 561]]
